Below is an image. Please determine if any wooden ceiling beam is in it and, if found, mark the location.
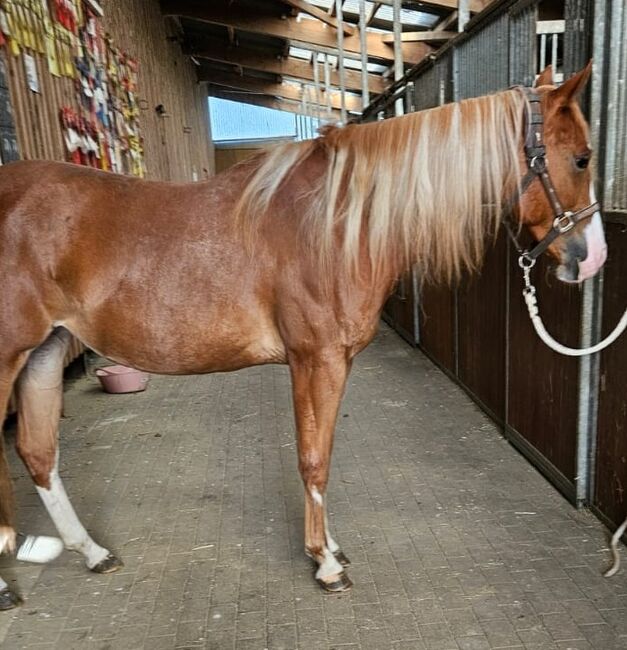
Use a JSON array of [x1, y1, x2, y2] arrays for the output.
[[283, 0, 355, 35], [187, 42, 386, 93], [161, 0, 432, 64], [434, 10, 458, 31], [367, 3, 382, 26], [354, 0, 484, 10], [200, 67, 362, 112], [381, 30, 456, 43], [209, 87, 341, 118]]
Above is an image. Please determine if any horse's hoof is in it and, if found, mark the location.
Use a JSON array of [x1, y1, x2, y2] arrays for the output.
[[90, 553, 123, 574], [333, 550, 351, 566], [0, 587, 22, 611], [316, 571, 353, 593]]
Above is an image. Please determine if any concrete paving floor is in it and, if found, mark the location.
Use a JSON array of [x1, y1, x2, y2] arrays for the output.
[[0, 325, 626, 650]]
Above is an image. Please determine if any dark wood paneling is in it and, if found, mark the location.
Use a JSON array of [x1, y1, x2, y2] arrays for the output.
[[507, 247, 582, 485], [419, 280, 456, 374], [383, 271, 417, 346], [595, 223, 627, 526], [457, 233, 508, 422]]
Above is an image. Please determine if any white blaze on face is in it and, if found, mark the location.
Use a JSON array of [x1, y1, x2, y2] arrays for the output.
[[578, 183, 608, 281]]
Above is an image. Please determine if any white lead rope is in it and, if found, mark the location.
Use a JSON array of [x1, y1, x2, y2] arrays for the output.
[[521, 259, 627, 576], [521, 262, 627, 356]]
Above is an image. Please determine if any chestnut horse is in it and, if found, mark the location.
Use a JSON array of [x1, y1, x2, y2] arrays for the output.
[[0, 64, 606, 600]]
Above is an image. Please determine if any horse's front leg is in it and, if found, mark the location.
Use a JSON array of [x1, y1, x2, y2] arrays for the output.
[[15, 328, 122, 574], [289, 349, 352, 592]]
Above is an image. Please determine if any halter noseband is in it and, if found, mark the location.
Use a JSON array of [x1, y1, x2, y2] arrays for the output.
[[504, 86, 600, 269]]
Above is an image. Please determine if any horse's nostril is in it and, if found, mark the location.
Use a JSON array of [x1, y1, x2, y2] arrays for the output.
[[568, 237, 588, 263]]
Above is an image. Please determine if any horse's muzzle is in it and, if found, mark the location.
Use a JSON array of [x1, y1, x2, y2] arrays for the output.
[[556, 212, 608, 283]]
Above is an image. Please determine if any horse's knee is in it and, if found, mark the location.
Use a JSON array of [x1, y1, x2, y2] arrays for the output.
[[15, 437, 55, 488], [299, 452, 329, 492]]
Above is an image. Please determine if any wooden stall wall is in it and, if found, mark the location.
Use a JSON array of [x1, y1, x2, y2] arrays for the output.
[[2, 0, 213, 181], [103, 0, 213, 181], [457, 234, 508, 424], [594, 222, 627, 527], [506, 251, 582, 496]]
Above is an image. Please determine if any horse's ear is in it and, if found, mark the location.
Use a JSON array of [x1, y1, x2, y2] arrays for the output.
[[535, 65, 553, 87], [550, 60, 593, 105]]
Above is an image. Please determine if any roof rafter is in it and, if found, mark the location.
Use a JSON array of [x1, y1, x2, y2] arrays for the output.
[[161, 0, 432, 65], [187, 42, 386, 93], [283, 0, 355, 34], [200, 66, 362, 112], [355, 0, 484, 11], [209, 87, 341, 118], [381, 30, 456, 43]]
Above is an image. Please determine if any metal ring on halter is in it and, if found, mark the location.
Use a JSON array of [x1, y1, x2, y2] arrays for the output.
[[529, 155, 547, 173], [553, 211, 576, 234], [518, 254, 536, 269]]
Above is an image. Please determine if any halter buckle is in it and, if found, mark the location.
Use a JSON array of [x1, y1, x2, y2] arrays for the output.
[[553, 211, 575, 234]]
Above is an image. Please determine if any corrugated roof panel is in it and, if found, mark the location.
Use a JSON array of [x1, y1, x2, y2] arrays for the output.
[[375, 5, 438, 27]]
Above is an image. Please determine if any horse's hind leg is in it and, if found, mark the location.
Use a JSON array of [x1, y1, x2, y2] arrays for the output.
[[15, 328, 122, 573], [0, 351, 33, 555], [289, 349, 352, 592]]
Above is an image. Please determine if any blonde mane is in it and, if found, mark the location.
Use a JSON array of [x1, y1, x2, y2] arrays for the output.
[[236, 89, 526, 283]]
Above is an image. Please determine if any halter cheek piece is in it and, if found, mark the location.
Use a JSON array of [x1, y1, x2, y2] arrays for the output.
[[503, 86, 600, 270]]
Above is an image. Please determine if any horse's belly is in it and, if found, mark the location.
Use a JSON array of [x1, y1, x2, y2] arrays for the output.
[[61, 317, 287, 374]]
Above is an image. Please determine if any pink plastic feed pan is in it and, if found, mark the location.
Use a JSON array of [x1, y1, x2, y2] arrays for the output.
[[95, 365, 149, 394]]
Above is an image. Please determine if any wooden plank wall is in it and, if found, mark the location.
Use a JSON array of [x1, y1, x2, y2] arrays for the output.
[[3, 0, 213, 181], [103, 0, 214, 181], [595, 223, 627, 527]]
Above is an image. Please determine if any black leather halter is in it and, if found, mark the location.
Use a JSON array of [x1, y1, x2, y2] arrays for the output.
[[504, 86, 600, 268]]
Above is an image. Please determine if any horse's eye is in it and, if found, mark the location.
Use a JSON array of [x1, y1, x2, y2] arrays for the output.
[[575, 154, 590, 170]]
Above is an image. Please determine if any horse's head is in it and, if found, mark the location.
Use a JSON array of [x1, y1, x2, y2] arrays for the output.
[[516, 62, 607, 283]]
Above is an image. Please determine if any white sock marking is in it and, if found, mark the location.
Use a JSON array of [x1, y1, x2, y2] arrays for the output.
[[37, 455, 109, 568], [315, 547, 344, 580], [324, 512, 339, 553]]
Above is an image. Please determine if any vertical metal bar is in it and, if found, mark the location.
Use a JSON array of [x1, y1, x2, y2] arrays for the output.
[[335, 0, 348, 123], [551, 32, 558, 72], [301, 83, 308, 139], [575, 0, 609, 507], [576, 278, 599, 505], [458, 0, 469, 32], [323, 54, 332, 119], [312, 51, 322, 120], [604, 0, 625, 208], [393, 0, 404, 116], [358, 0, 369, 111], [540, 33, 547, 70]]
